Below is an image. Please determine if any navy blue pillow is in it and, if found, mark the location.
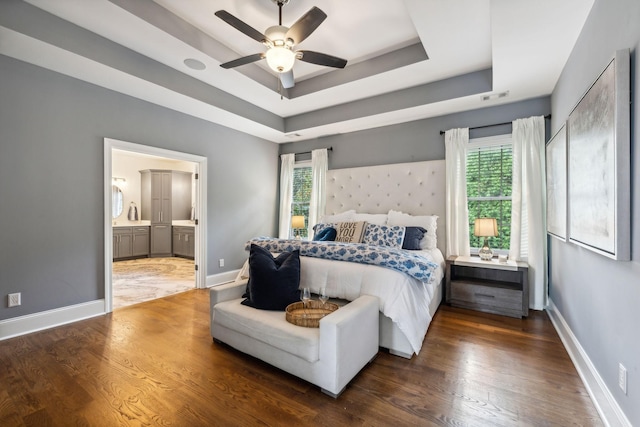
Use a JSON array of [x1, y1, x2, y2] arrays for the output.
[[313, 226, 337, 241], [402, 226, 427, 250], [241, 244, 301, 310]]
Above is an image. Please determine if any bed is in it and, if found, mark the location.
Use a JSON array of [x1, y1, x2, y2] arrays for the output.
[[247, 160, 446, 359], [323, 160, 446, 358]]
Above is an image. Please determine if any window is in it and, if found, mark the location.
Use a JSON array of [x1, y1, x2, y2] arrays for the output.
[[291, 162, 312, 238], [466, 135, 512, 252]]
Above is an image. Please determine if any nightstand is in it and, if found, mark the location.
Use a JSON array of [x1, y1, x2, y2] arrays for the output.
[[446, 256, 529, 318]]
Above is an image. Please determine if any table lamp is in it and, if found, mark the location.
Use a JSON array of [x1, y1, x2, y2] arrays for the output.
[[291, 216, 305, 239], [474, 218, 498, 261]]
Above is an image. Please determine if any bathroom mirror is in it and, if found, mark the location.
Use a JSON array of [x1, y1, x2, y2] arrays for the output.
[[112, 185, 124, 218]]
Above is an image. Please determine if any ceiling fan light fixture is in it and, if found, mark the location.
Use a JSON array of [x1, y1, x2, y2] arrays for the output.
[[265, 25, 288, 43], [216, 5, 346, 86], [266, 46, 295, 73]]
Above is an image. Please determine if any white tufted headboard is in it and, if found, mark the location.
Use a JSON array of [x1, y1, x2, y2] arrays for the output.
[[325, 160, 446, 255]]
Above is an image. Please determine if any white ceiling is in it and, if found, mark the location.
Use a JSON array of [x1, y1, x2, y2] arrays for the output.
[[3, 0, 593, 143]]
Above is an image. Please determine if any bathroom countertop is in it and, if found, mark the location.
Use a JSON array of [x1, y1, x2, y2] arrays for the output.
[[113, 220, 151, 227], [113, 220, 195, 227], [172, 220, 196, 227]]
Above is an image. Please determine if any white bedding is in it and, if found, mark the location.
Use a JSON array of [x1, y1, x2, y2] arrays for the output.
[[298, 248, 444, 355]]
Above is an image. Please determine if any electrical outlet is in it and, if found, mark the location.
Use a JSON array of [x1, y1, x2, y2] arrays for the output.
[[8, 293, 21, 307], [219, 258, 224, 268], [619, 363, 627, 394]]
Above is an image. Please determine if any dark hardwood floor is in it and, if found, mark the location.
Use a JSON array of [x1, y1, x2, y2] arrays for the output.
[[0, 289, 602, 426]]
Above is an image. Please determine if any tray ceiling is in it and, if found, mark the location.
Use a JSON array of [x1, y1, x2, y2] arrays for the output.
[[0, 0, 593, 143]]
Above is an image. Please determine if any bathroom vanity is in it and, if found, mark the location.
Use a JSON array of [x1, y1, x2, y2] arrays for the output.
[[113, 225, 150, 260], [111, 169, 194, 261], [140, 169, 192, 257]]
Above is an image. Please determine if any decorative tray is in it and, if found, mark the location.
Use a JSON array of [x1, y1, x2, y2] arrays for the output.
[[285, 301, 339, 328]]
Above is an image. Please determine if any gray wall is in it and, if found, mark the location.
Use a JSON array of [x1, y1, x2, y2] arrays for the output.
[[279, 97, 551, 169], [0, 55, 279, 321], [550, 0, 639, 424]]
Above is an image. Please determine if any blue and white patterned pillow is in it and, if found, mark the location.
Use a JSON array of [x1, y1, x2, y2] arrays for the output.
[[362, 224, 406, 248]]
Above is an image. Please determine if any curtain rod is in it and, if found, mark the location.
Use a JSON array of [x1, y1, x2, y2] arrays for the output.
[[439, 114, 551, 135], [293, 146, 333, 156]]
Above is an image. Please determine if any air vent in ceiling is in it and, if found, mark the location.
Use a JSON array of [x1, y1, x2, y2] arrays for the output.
[[481, 91, 509, 101]]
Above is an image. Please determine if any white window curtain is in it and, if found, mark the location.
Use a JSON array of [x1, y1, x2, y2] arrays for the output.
[[278, 153, 295, 238], [307, 148, 328, 238], [445, 128, 470, 257], [510, 116, 547, 309]]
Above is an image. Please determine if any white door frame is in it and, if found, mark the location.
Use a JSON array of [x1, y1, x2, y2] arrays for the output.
[[103, 138, 207, 313]]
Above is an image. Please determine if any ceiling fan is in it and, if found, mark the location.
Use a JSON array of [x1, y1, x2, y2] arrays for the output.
[[215, 0, 348, 89]]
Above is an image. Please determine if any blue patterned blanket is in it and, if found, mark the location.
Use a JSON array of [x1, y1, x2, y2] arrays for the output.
[[246, 237, 439, 282]]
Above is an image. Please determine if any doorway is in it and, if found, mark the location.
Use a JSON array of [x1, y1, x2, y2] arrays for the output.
[[104, 138, 207, 313]]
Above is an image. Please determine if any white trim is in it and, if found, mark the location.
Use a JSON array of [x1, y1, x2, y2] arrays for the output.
[[546, 300, 631, 427], [104, 138, 208, 313], [206, 269, 240, 288], [469, 247, 509, 257], [0, 300, 105, 341], [104, 141, 114, 312]]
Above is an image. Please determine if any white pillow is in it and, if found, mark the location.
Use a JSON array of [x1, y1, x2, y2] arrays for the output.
[[319, 210, 356, 223], [387, 210, 438, 250], [352, 213, 388, 225]]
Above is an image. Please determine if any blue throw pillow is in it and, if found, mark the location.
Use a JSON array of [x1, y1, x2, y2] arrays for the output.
[[312, 223, 336, 239], [402, 226, 427, 250], [242, 244, 301, 310], [313, 226, 337, 241]]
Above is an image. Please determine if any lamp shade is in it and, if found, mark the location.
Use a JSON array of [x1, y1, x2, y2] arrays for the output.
[[291, 215, 305, 229], [266, 46, 295, 73], [474, 218, 498, 237]]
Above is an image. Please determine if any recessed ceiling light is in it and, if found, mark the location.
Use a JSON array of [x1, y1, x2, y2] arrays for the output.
[[184, 58, 206, 71]]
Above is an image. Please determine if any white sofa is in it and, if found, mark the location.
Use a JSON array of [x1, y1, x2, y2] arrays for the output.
[[210, 280, 379, 397]]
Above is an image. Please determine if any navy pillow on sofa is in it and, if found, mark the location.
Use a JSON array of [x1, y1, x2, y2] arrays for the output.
[[242, 244, 301, 310], [313, 226, 337, 241], [402, 226, 427, 250]]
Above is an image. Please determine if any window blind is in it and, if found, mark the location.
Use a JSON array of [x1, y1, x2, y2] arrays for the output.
[[466, 135, 513, 251]]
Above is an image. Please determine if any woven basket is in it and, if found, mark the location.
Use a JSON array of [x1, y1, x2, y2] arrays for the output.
[[285, 300, 338, 328]]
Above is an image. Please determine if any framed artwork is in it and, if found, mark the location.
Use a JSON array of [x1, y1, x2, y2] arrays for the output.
[[567, 49, 630, 260], [546, 125, 567, 241]]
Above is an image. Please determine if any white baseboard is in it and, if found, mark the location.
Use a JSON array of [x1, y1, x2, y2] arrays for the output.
[[546, 300, 631, 427], [0, 270, 240, 341], [206, 269, 239, 288], [0, 300, 105, 341]]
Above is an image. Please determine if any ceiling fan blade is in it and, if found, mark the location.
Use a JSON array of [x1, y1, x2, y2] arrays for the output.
[[220, 53, 265, 69], [285, 7, 327, 45], [297, 51, 347, 69], [279, 70, 295, 89], [215, 10, 268, 44]]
